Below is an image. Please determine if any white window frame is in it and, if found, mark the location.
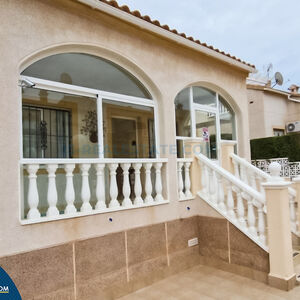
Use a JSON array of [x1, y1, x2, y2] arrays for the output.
[[175, 86, 237, 160], [20, 75, 160, 160]]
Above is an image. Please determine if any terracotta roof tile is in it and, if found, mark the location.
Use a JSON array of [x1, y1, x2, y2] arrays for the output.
[[98, 0, 255, 68]]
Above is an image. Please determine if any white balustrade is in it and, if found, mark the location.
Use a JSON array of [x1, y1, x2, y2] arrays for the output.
[[26, 164, 41, 220], [231, 153, 298, 235], [155, 162, 164, 202], [80, 163, 92, 212], [109, 163, 120, 208], [95, 164, 106, 210], [196, 153, 267, 250], [144, 163, 154, 204], [65, 164, 76, 214], [177, 159, 194, 201], [184, 162, 192, 198], [177, 162, 185, 200], [46, 164, 59, 217], [21, 158, 168, 224], [122, 163, 133, 207]]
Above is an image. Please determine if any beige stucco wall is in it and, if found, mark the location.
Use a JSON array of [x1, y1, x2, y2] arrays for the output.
[[0, 0, 251, 257], [248, 87, 300, 139]]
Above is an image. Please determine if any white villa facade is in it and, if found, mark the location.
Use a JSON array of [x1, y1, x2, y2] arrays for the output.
[[0, 0, 299, 299]]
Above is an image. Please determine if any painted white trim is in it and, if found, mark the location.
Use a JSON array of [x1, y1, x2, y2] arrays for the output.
[[97, 94, 104, 158], [189, 87, 196, 138], [77, 0, 255, 73], [216, 93, 222, 160], [20, 158, 168, 164]]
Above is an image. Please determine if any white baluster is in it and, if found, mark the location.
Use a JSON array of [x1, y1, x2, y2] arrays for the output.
[[155, 162, 164, 202], [95, 164, 107, 210], [109, 163, 120, 208], [64, 164, 76, 214], [249, 171, 257, 190], [133, 163, 143, 206], [121, 163, 133, 207], [200, 162, 208, 194], [208, 168, 216, 204], [236, 188, 246, 227], [257, 205, 266, 245], [258, 176, 267, 212], [247, 197, 257, 236], [26, 164, 41, 220], [80, 164, 92, 212], [240, 164, 249, 185], [226, 181, 236, 220], [144, 163, 154, 204], [233, 160, 240, 179], [46, 164, 59, 217], [216, 173, 226, 211], [289, 194, 297, 232], [184, 162, 193, 198], [177, 162, 185, 200]]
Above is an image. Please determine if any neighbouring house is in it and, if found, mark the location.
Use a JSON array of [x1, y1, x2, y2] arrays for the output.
[[247, 77, 300, 139], [0, 0, 299, 299]]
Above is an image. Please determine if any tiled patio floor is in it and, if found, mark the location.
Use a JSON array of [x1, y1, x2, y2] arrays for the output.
[[118, 265, 300, 300]]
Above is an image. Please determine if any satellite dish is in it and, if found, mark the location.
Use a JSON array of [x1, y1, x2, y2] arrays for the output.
[[275, 72, 284, 86]]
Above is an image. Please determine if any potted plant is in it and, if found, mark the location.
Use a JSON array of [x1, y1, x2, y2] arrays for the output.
[[80, 110, 98, 143]]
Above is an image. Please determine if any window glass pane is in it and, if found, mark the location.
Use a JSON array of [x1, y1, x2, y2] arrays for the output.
[[176, 139, 184, 158], [195, 110, 217, 159], [193, 87, 216, 107], [22, 53, 151, 99], [175, 88, 191, 137], [22, 87, 98, 158], [219, 96, 236, 140], [102, 99, 155, 158]]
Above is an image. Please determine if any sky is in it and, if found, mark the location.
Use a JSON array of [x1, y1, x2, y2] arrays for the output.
[[117, 0, 300, 91]]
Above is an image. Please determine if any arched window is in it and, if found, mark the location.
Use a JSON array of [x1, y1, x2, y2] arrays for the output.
[[21, 53, 156, 159], [175, 86, 236, 159]]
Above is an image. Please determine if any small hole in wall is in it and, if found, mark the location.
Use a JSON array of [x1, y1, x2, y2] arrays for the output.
[[249, 101, 254, 104], [187, 206, 191, 211], [109, 218, 113, 222]]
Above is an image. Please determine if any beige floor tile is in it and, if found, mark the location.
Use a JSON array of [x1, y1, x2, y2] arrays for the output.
[[117, 265, 300, 300]]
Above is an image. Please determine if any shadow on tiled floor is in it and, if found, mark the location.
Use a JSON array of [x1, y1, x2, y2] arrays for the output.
[[118, 265, 300, 300]]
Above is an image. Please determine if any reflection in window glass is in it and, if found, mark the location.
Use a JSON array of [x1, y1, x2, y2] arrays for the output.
[[195, 110, 217, 159], [193, 87, 216, 107], [22, 53, 152, 99], [22, 87, 98, 158], [219, 96, 236, 140], [102, 99, 155, 158], [175, 88, 191, 137]]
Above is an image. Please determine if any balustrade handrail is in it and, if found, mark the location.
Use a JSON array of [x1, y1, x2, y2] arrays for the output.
[[21, 158, 168, 165], [196, 153, 264, 203], [230, 153, 296, 197], [177, 158, 193, 163]]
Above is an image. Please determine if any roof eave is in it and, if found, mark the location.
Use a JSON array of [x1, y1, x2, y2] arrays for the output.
[[78, 0, 256, 73]]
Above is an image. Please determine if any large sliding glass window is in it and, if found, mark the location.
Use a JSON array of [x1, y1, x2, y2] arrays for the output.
[[175, 86, 236, 159], [21, 53, 156, 159]]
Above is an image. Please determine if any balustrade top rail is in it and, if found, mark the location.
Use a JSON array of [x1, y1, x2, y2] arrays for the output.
[[196, 153, 264, 203], [177, 158, 193, 163], [21, 158, 168, 165]]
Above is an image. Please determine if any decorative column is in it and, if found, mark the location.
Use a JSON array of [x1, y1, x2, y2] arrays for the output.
[[95, 163, 107, 210], [133, 163, 143, 206], [154, 162, 164, 202], [220, 140, 236, 174], [64, 164, 76, 214], [263, 162, 295, 291], [109, 163, 120, 208], [80, 163, 92, 212], [143, 163, 154, 204], [121, 163, 133, 207], [184, 162, 193, 198], [26, 164, 41, 220], [46, 164, 59, 217], [183, 139, 201, 195], [177, 162, 185, 200]]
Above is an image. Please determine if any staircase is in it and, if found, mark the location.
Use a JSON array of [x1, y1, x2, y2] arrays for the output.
[[195, 152, 300, 283]]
